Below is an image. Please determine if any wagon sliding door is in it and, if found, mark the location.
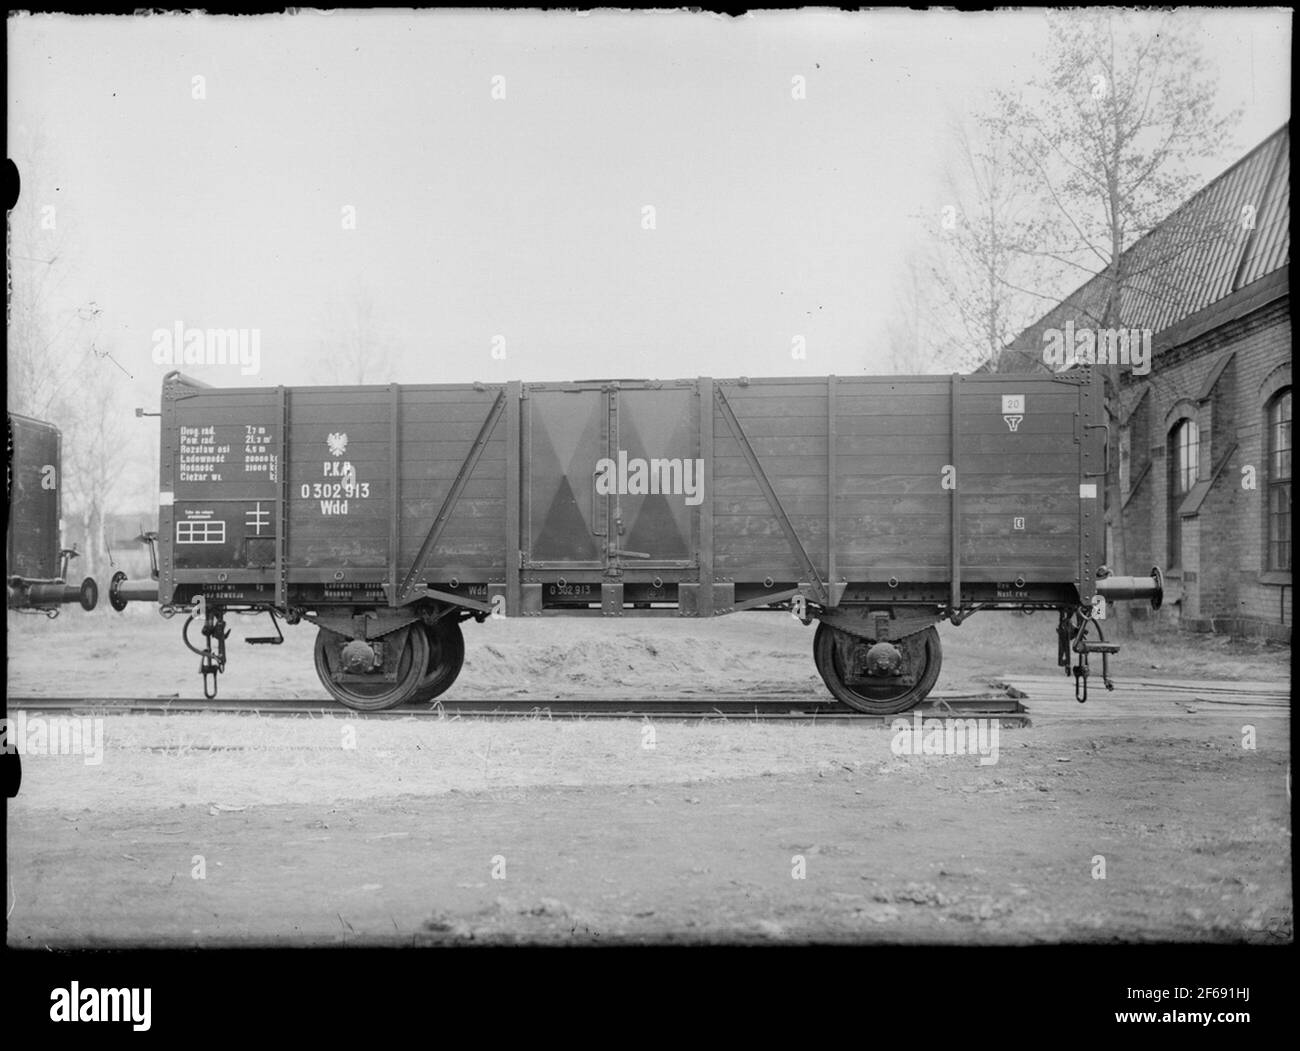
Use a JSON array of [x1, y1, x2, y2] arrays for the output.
[[522, 384, 700, 572], [611, 386, 697, 568], [523, 388, 608, 569]]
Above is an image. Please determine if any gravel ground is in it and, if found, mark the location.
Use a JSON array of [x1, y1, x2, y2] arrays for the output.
[[5, 610, 1291, 945]]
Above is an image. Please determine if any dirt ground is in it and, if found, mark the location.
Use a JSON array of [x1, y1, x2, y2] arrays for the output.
[[4, 609, 1292, 945]]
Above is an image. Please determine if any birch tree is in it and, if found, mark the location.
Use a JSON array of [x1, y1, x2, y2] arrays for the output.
[[984, 9, 1239, 630], [927, 115, 1049, 373]]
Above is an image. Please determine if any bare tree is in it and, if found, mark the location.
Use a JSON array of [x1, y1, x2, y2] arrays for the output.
[[984, 9, 1239, 630], [318, 286, 397, 385], [884, 249, 945, 374], [6, 132, 91, 421], [6, 129, 135, 577], [926, 115, 1051, 373], [887, 113, 1054, 375], [61, 345, 134, 579]]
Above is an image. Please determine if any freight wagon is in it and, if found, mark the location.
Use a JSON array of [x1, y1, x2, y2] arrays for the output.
[[7, 413, 98, 614], [112, 369, 1162, 710]]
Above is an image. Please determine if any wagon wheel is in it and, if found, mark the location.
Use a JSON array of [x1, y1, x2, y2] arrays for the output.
[[313, 624, 430, 711], [407, 617, 466, 704], [813, 622, 942, 715]]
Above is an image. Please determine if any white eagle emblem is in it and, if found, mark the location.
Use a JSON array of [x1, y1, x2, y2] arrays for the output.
[[327, 432, 349, 457]]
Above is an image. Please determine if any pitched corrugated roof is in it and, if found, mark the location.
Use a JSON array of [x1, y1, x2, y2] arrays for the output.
[[1001, 124, 1289, 364]]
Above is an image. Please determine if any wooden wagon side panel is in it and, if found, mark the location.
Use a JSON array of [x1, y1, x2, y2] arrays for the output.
[[703, 370, 1102, 606], [395, 385, 509, 583], [156, 368, 1105, 612], [286, 388, 396, 570], [955, 377, 1086, 585], [831, 378, 953, 583], [711, 379, 829, 582]]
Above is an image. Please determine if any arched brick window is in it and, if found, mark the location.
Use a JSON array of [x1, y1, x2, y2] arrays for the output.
[[1267, 388, 1291, 571], [1168, 417, 1198, 568]]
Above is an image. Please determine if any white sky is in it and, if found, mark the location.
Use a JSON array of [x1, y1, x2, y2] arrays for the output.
[[7, 8, 1292, 406]]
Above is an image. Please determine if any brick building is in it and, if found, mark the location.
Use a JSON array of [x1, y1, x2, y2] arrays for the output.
[[996, 125, 1290, 639]]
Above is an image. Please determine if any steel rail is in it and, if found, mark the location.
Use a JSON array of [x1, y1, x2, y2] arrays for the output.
[[7, 694, 1026, 722]]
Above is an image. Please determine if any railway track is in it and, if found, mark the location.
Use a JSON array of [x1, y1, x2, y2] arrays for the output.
[[1120, 681, 1289, 701], [6, 693, 1029, 724], [1002, 674, 1290, 709]]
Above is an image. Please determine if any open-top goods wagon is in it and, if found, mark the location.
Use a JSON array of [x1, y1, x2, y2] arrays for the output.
[[113, 369, 1161, 710]]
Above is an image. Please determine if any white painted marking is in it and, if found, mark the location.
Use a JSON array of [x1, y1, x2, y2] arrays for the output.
[[176, 519, 226, 544], [245, 502, 272, 535]]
